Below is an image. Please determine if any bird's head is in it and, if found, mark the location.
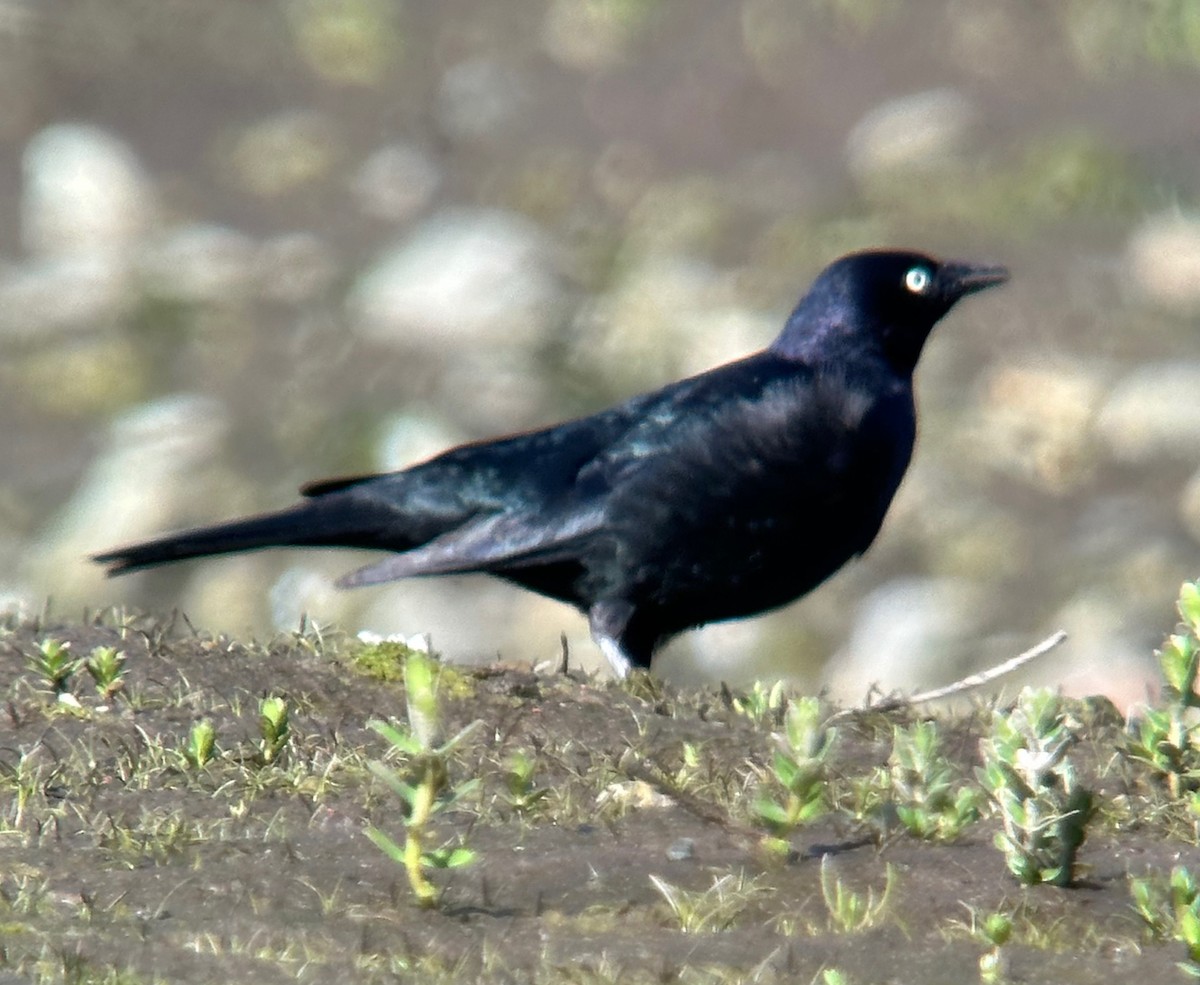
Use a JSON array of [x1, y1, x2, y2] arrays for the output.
[[772, 250, 1009, 374]]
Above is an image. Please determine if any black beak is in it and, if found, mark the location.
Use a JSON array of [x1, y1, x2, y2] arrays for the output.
[[942, 261, 1010, 299]]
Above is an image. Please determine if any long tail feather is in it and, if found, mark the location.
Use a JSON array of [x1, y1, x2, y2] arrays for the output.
[[93, 497, 393, 576]]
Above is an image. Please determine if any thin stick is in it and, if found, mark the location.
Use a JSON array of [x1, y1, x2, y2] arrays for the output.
[[832, 630, 1069, 719]]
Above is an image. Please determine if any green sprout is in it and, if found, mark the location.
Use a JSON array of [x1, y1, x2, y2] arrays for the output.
[[889, 720, 982, 841], [648, 870, 769, 933], [27, 638, 82, 695], [978, 688, 1094, 887], [183, 720, 217, 770], [728, 678, 788, 725], [818, 856, 897, 933], [502, 750, 548, 815], [85, 645, 127, 701], [1131, 865, 1200, 977], [366, 647, 480, 908], [1126, 581, 1200, 797], [960, 905, 1014, 983], [753, 696, 836, 854], [257, 696, 290, 765], [1161, 581, 1200, 708]]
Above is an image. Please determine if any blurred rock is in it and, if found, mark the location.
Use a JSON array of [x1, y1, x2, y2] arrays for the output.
[[1040, 592, 1157, 712], [846, 89, 975, 181], [1179, 465, 1200, 546], [22, 394, 229, 602], [258, 232, 339, 304], [286, 0, 399, 87], [1126, 211, 1200, 312], [677, 305, 777, 379], [22, 123, 155, 258], [0, 255, 130, 339], [350, 208, 559, 347], [542, 0, 649, 71], [569, 255, 725, 390], [351, 143, 441, 222], [671, 617, 772, 686], [824, 577, 986, 702], [968, 361, 1104, 494], [228, 110, 339, 198], [358, 578, 576, 668], [18, 335, 146, 417], [269, 564, 340, 631], [433, 348, 552, 431], [1095, 362, 1200, 464], [436, 58, 525, 141], [137, 224, 260, 303], [184, 556, 280, 634], [591, 141, 656, 210], [375, 410, 467, 471]]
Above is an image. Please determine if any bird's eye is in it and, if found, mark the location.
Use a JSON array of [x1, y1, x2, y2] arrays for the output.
[[904, 266, 933, 294]]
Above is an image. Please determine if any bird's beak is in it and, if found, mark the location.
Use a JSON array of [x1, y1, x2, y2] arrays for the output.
[[942, 262, 1010, 298]]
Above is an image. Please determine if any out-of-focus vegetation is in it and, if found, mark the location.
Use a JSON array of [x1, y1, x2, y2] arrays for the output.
[[2, 0, 1199, 697]]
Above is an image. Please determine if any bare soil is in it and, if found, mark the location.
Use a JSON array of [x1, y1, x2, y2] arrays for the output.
[[1, 613, 1196, 984]]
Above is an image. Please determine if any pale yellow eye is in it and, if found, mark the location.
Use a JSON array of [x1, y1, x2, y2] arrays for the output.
[[905, 266, 932, 294]]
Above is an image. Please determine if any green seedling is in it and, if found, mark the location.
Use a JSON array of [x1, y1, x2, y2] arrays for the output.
[[818, 856, 897, 933], [978, 687, 1094, 887], [85, 645, 127, 701], [959, 905, 1013, 983], [1161, 581, 1200, 709], [729, 678, 788, 725], [648, 870, 769, 933], [366, 647, 480, 908], [502, 750, 548, 814], [889, 720, 982, 841], [257, 696, 290, 765], [1131, 865, 1200, 977], [753, 696, 836, 852], [27, 638, 81, 695], [1126, 581, 1200, 797], [1127, 707, 1200, 798], [183, 720, 217, 770]]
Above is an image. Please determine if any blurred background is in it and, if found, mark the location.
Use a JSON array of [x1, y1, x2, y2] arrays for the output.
[[2, 0, 1199, 703]]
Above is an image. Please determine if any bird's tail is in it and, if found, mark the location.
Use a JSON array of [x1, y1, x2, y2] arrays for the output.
[[93, 496, 393, 576]]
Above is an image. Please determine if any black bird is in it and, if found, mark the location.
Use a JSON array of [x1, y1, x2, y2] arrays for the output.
[[94, 250, 1007, 677]]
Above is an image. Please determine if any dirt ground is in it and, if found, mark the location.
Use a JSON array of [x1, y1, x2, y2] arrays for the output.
[[1, 611, 1197, 985]]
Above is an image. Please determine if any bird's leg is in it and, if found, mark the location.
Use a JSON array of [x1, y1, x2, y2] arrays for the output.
[[594, 635, 635, 680], [588, 600, 638, 679]]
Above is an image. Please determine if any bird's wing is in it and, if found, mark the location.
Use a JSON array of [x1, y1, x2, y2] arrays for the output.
[[336, 503, 604, 586], [327, 392, 670, 586]]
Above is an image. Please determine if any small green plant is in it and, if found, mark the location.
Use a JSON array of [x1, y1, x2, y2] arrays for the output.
[[649, 870, 769, 933], [958, 905, 1014, 983], [889, 720, 983, 841], [366, 648, 480, 908], [978, 688, 1094, 887], [502, 750, 548, 814], [183, 720, 217, 769], [1126, 581, 1200, 796], [257, 696, 290, 765], [1127, 707, 1200, 798], [753, 696, 836, 851], [1161, 581, 1200, 709], [818, 855, 897, 933], [729, 678, 788, 724], [27, 638, 81, 695], [1131, 865, 1200, 977], [85, 645, 127, 701]]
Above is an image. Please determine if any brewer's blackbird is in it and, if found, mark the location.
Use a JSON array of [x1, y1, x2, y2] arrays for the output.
[[95, 249, 1007, 677]]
